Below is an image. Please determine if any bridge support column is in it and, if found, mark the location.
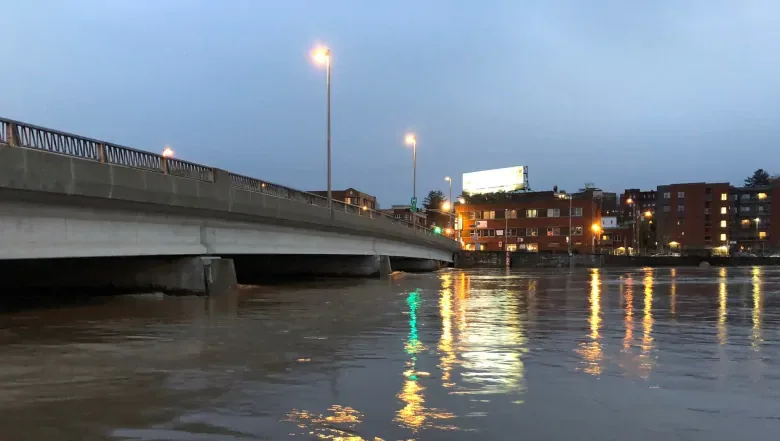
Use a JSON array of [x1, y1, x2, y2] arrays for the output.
[[0, 257, 237, 296], [233, 254, 386, 281], [378, 255, 392, 279], [389, 257, 441, 273]]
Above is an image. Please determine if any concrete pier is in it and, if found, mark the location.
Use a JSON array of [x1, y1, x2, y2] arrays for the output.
[[389, 258, 441, 273], [233, 254, 391, 282], [0, 257, 237, 295]]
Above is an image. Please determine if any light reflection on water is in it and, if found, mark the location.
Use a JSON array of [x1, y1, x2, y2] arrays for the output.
[[1, 267, 780, 440]]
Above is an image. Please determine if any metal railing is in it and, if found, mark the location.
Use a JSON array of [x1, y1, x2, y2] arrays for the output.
[[1, 116, 449, 240]]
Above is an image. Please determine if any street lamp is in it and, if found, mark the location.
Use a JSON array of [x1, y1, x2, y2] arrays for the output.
[[591, 223, 601, 254], [441, 201, 452, 211], [405, 133, 417, 210], [445, 176, 453, 227], [312, 45, 332, 212], [755, 217, 761, 255], [161, 146, 174, 158]]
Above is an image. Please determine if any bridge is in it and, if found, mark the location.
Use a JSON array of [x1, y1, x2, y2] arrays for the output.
[[0, 118, 459, 294]]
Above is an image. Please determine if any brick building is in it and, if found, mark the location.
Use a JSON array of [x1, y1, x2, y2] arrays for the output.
[[655, 182, 731, 255], [379, 205, 428, 228], [309, 188, 378, 210], [454, 190, 601, 252], [729, 184, 780, 254]]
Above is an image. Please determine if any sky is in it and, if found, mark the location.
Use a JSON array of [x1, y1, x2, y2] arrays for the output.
[[3, 0, 780, 207]]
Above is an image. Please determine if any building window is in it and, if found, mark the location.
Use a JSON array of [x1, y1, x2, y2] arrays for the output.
[[721, 193, 728, 201], [740, 206, 751, 213], [720, 220, 727, 228], [760, 231, 767, 239], [758, 205, 766, 213], [663, 192, 670, 199], [572, 207, 583, 217], [547, 208, 560, 218], [720, 233, 727, 242], [527, 243, 539, 252], [527, 228, 538, 237], [527, 209, 538, 218], [741, 194, 750, 201], [469, 211, 476, 220], [615, 235, 622, 241], [547, 227, 560, 236], [663, 205, 670, 212], [720, 207, 727, 214], [507, 209, 517, 219], [758, 192, 768, 200], [478, 229, 495, 237], [704, 208, 710, 214], [741, 219, 751, 228], [677, 205, 685, 212], [705, 236, 711, 241], [482, 211, 496, 220], [506, 244, 517, 252], [677, 192, 685, 198], [572, 226, 583, 235]]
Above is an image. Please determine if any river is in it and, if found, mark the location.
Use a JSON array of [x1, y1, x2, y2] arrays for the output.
[[1, 267, 779, 440]]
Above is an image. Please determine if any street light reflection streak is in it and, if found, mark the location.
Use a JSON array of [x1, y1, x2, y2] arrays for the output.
[[752, 267, 763, 350], [670, 268, 677, 318], [438, 274, 457, 387], [640, 268, 655, 379], [623, 275, 634, 352], [717, 267, 728, 346], [578, 269, 603, 376]]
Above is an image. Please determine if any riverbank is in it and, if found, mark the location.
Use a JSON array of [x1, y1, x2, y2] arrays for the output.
[[455, 251, 780, 268]]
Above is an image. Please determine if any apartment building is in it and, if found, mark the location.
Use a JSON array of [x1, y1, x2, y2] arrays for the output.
[[454, 190, 601, 252], [655, 182, 731, 254], [729, 184, 780, 254]]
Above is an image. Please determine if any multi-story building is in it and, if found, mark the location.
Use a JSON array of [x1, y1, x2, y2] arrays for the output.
[[454, 190, 601, 252], [600, 192, 619, 217], [655, 182, 731, 255], [379, 205, 428, 228], [309, 188, 378, 210], [619, 188, 657, 224], [729, 184, 780, 254]]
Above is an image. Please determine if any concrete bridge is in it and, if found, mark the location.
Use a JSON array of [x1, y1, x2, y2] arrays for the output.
[[0, 118, 459, 294]]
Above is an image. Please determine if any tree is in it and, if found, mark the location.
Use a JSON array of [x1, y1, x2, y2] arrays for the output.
[[423, 189, 446, 210], [745, 169, 771, 187]]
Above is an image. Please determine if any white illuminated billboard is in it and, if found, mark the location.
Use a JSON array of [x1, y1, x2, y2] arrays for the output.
[[463, 166, 526, 195]]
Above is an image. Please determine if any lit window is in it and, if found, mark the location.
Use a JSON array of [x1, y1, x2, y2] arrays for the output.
[[482, 211, 496, 220], [507, 209, 517, 219], [720, 220, 727, 228], [572, 226, 583, 235], [758, 193, 767, 200], [527, 209, 538, 218], [720, 207, 727, 214], [547, 227, 560, 236], [547, 208, 560, 218], [741, 219, 751, 228], [469, 211, 476, 220], [507, 244, 517, 252], [572, 207, 583, 217], [759, 231, 767, 239], [720, 233, 727, 242], [527, 228, 538, 236], [721, 193, 728, 201], [677, 192, 685, 198]]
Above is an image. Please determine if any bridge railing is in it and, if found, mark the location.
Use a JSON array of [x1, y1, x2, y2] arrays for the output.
[[1, 117, 447, 240]]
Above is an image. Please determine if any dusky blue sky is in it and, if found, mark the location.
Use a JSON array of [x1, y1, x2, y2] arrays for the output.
[[3, 0, 780, 206]]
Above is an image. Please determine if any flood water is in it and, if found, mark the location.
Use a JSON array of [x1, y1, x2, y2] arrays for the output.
[[1, 267, 780, 440]]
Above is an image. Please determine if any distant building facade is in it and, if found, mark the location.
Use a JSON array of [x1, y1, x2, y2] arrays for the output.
[[454, 190, 601, 252], [729, 184, 780, 254], [655, 182, 731, 254], [309, 188, 378, 210]]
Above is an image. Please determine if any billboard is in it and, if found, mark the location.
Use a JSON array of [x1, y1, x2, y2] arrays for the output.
[[463, 166, 526, 195]]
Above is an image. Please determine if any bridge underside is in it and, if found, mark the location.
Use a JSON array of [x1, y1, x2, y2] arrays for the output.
[[0, 199, 453, 262], [0, 200, 450, 295]]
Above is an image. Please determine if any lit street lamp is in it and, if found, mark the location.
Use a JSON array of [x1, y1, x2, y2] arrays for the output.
[[405, 134, 417, 226], [161, 146, 174, 158], [312, 45, 332, 212], [591, 223, 601, 254], [755, 217, 761, 255], [445, 176, 453, 228]]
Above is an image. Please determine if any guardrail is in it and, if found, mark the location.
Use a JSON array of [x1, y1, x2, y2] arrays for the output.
[[1, 117, 448, 239]]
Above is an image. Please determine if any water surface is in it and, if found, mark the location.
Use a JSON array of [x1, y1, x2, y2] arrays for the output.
[[1, 267, 780, 440]]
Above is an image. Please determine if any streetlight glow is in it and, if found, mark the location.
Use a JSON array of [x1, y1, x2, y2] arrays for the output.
[[445, 176, 451, 182], [311, 46, 330, 65], [626, 198, 634, 205], [644, 211, 652, 217], [162, 146, 174, 158], [458, 197, 466, 204], [755, 217, 761, 223], [441, 201, 451, 211], [591, 223, 601, 233], [405, 134, 416, 145]]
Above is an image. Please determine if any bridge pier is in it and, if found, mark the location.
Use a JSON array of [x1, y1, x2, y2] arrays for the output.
[[233, 254, 392, 282], [389, 257, 441, 273], [0, 257, 237, 296]]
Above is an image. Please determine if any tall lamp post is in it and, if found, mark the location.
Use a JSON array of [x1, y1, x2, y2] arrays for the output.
[[591, 223, 601, 254], [626, 197, 637, 255], [445, 176, 453, 228], [755, 217, 761, 256], [405, 134, 417, 227], [312, 45, 332, 212]]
